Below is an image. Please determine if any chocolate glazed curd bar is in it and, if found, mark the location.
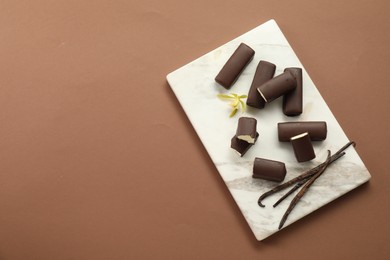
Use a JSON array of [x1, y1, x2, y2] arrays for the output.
[[278, 121, 327, 142], [231, 132, 259, 157], [236, 117, 257, 143], [246, 60, 276, 108], [257, 71, 296, 103], [290, 132, 316, 162], [215, 43, 255, 89], [283, 68, 303, 116], [253, 157, 286, 182]]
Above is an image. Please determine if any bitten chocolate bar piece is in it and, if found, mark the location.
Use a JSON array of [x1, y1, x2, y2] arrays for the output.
[[231, 132, 259, 156], [215, 43, 255, 89], [253, 158, 286, 182], [278, 121, 327, 142], [283, 68, 303, 116], [247, 61, 276, 108], [236, 117, 257, 143], [257, 71, 296, 103], [290, 132, 316, 162]]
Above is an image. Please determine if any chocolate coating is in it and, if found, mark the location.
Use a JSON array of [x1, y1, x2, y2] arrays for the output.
[[236, 117, 257, 143], [246, 60, 276, 108], [215, 43, 255, 89], [283, 68, 303, 116], [231, 132, 259, 156], [290, 132, 316, 162], [257, 71, 296, 103], [252, 157, 286, 182], [278, 121, 327, 142]]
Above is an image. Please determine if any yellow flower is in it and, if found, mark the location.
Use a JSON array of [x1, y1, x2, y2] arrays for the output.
[[217, 93, 247, 117]]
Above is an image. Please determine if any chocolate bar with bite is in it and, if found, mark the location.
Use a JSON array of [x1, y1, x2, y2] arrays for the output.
[[247, 60, 276, 108], [253, 157, 286, 182], [257, 71, 296, 103], [231, 132, 259, 156], [290, 132, 316, 162], [283, 68, 303, 116], [236, 117, 257, 143], [215, 43, 255, 89], [278, 121, 327, 142]]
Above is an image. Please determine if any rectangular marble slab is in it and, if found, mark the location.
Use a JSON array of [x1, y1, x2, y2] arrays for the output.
[[166, 19, 371, 241]]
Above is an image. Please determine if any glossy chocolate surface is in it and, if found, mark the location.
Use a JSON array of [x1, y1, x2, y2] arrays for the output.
[[257, 71, 296, 103], [252, 157, 286, 182], [290, 132, 316, 162], [215, 43, 255, 89], [231, 132, 259, 156], [283, 68, 303, 116], [278, 121, 327, 142], [247, 60, 276, 108], [236, 117, 257, 143]]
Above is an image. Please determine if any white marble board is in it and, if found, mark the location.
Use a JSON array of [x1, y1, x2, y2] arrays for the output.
[[166, 19, 371, 241]]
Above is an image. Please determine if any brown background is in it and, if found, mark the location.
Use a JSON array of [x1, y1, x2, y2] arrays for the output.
[[1, 0, 389, 259]]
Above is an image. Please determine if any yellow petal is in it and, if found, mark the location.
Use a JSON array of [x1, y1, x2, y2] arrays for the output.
[[217, 94, 234, 100], [229, 108, 238, 117]]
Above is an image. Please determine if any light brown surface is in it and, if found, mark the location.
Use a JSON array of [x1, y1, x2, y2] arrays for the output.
[[0, 0, 389, 259]]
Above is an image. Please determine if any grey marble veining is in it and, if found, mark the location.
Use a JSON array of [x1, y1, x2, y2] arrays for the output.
[[167, 20, 371, 240]]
